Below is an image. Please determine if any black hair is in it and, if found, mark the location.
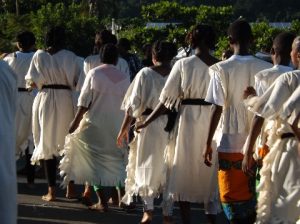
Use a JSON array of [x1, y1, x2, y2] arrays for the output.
[[152, 40, 177, 62], [222, 49, 233, 60], [118, 38, 131, 52], [100, 43, 119, 65], [272, 32, 296, 57], [45, 26, 65, 48], [16, 31, 35, 49], [190, 24, 216, 50], [95, 30, 117, 46], [227, 19, 252, 45]]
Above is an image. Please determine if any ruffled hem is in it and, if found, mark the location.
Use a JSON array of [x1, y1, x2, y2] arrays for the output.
[[31, 149, 60, 165], [59, 131, 126, 188], [121, 137, 138, 205]]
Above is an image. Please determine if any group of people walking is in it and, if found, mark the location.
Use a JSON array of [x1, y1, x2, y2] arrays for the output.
[[0, 19, 299, 224]]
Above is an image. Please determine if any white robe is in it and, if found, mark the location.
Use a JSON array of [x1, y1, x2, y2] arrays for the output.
[[249, 71, 300, 224], [121, 67, 169, 201], [159, 55, 219, 203], [77, 55, 129, 90], [60, 64, 129, 186], [4, 51, 35, 155], [0, 60, 17, 224], [25, 49, 81, 164], [206, 55, 272, 153]]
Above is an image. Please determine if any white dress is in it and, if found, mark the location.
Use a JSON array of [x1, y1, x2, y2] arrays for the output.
[[4, 51, 35, 156], [159, 55, 219, 204], [0, 60, 17, 224], [249, 71, 300, 224], [60, 64, 130, 186], [77, 55, 129, 90], [25, 49, 81, 164], [121, 67, 169, 201]]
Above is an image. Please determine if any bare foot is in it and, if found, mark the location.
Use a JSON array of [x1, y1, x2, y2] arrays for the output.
[[140, 210, 153, 223], [88, 203, 108, 213], [42, 193, 56, 201]]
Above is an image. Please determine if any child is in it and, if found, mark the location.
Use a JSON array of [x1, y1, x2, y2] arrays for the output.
[[136, 24, 221, 224], [117, 41, 177, 224], [204, 20, 272, 224], [243, 37, 300, 223]]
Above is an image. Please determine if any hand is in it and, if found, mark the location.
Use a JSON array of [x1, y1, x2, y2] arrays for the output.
[[134, 121, 147, 133], [117, 129, 128, 148], [203, 145, 213, 167], [243, 86, 257, 99], [242, 153, 256, 176]]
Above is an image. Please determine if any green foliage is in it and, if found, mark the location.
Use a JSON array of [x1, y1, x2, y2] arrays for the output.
[[32, 3, 99, 57], [251, 22, 284, 52]]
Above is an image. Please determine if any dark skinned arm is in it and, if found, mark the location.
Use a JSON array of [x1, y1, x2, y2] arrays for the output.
[[242, 115, 264, 176], [203, 105, 222, 167], [117, 112, 135, 148], [135, 102, 168, 131], [68, 106, 89, 134]]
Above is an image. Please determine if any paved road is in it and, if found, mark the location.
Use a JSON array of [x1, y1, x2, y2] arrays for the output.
[[17, 176, 228, 224]]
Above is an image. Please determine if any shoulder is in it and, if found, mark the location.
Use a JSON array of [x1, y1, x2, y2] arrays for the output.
[[117, 57, 128, 65], [85, 54, 98, 63]]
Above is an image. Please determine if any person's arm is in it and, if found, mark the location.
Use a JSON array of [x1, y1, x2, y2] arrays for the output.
[[135, 102, 168, 131], [291, 113, 300, 141], [203, 105, 222, 167], [242, 115, 264, 175], [117, 112, 135, 148], [68, 106, 89, 134]]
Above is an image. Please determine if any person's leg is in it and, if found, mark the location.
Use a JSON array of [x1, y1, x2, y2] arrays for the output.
[[42, 157, 57, 201], [25, 147, 35, 186], [66, 180, 78, 199], [204, 198, 221, 224], [141, 196, 154, 223], [89, 185, 108, 212], [179, 201, 191, 224], [81, 182, 92, 206], [161, 192, 174, 224]]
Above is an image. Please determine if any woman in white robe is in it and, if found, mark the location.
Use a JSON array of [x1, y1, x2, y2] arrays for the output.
[[245, 37, 300, 224], [117, 41, 177, 223], [0, 60, 17, 224], [60, 43, 129, 212], [3, 31, 36, 187], [136, 24, 221, 224], [25, 26, 81, 201]]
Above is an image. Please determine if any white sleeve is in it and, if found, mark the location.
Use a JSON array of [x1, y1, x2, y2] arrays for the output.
[[159, 60, 182, 109], [205, 68, 225, 106], [25, 52, 45, 90]]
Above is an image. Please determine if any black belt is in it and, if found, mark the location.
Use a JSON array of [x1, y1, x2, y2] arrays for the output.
[[181, 98, 212, 106], [281, 133, 295, 139], [42, 84, 71, 90], [18, 87, 29, 92], [141, 108, 170, 116]]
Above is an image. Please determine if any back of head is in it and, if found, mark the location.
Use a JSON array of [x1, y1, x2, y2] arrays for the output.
[[95, 30, 117, 46], [100, 43, 119, 65], [190, 24, 216, 50], [16, 31, 36, 50], [272, 32, 296, 57], [45, 26, 65, 49], [152, 40, 177, 62], [293, 36, 300, 52], [118, 38, 131, 52], [228, 19, 252, 45]]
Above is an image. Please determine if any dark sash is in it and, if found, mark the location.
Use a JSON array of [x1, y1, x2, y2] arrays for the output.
[[42, 84, 71, 90]]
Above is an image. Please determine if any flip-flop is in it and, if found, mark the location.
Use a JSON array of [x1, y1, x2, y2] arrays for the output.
[[42, 195, 56, 202]]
